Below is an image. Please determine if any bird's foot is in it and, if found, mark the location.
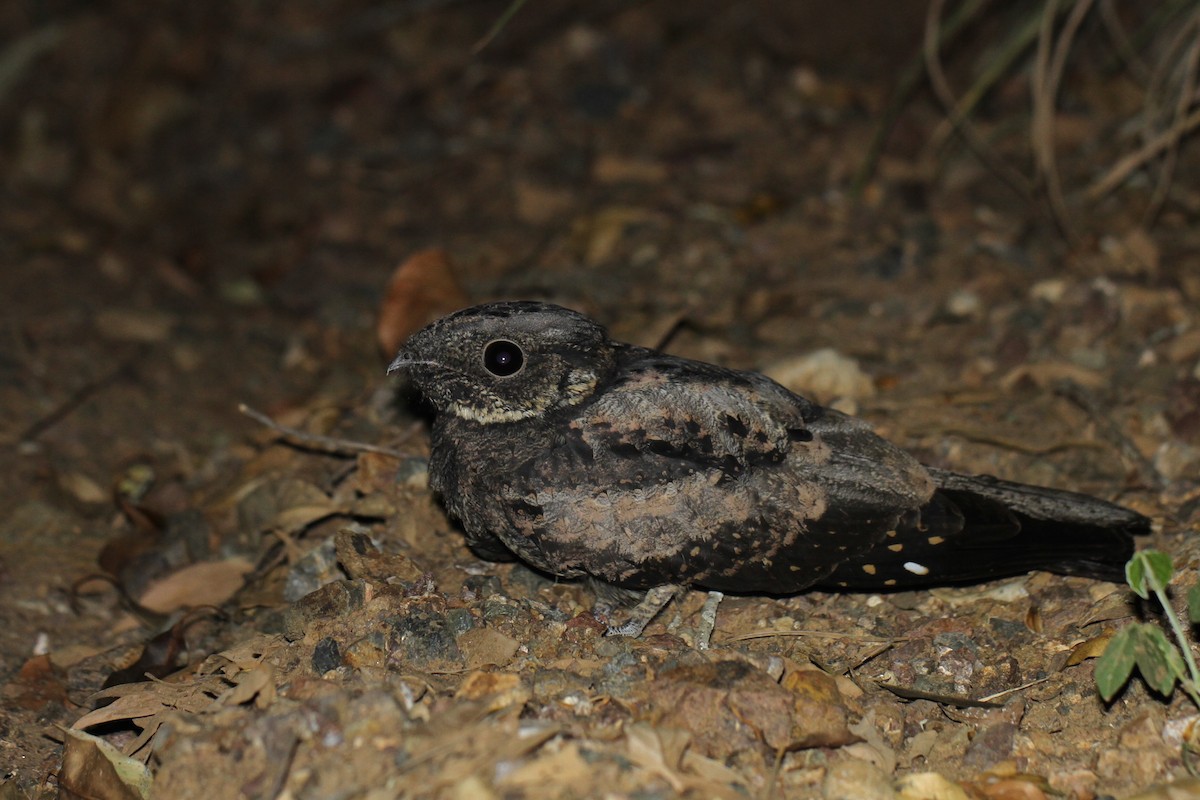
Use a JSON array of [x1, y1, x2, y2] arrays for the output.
[[604, 584, 680, 638], [694, 591, 724, 650]]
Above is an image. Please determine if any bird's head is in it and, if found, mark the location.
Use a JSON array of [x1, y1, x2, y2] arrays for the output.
[[389, 301, 616, 424]]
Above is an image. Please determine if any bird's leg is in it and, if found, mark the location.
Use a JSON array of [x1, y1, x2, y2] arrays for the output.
[[605, 584, 681, 637], [694, 591, 724, 650]]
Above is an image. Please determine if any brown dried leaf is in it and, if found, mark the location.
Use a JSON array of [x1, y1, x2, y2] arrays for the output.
[[513, 180, 575, 224], [1064, 631, 1113, 667], [136, 558, 253, 614], [198, 634, 286, 676], [376, 247, 468, 358], [4, 654, 68, 711], [73, 685, 186, 730], [625, 723, 686, 793], [218, 664, 276, 708], [494, 740, 591, 794], [236, 477, 339, 535], [59, 728, 152, 800], [57, 470, 109, 505]]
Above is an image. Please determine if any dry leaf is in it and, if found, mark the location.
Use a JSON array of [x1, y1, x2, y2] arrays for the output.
[[625, 723, 686, 793], [236, 477, 339, 535], [494, 741, 590, 794], [765, 349, 876, 403], [59, 728, 152, 800], [376, 247, 468, 358], [5, 654, 68, 712], [219, 664, 276, 708], [136, 558, 253, 613], [73, 680, 215, 731], [1064, 631, 1113, 667]]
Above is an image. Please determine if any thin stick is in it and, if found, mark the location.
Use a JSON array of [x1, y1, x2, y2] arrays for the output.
[[977, 676, 1050, 703], [16, 359, 133, 444], [728, 629, 903, 643], [1144, 19, 1200, 225], [472, 0, 528, 54], [1087, 104, 1200, 199], [1032, 0, 1097, 241], [1098, 0, 1150, 83], [237, 403, 417, 459]]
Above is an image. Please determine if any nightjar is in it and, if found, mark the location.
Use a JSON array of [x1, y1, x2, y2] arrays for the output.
[[389, 301, 1148, 637]]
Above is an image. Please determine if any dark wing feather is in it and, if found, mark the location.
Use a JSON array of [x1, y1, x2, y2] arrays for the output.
[[817, 470, 1147, 589], [488, 349, 936, 593]]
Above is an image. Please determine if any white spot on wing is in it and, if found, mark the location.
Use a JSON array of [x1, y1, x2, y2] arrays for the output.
[[903, 561, 930, 576]]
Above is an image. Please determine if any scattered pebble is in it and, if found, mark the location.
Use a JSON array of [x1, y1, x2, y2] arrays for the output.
[[765, 348, 876, 403]]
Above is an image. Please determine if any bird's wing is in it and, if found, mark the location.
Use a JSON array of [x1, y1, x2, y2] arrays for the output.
[[484, 351, 934, 592], [566, 349, 818, 475]]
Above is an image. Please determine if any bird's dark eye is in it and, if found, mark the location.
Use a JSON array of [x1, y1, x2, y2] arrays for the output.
[[483, 339, 524, 377]]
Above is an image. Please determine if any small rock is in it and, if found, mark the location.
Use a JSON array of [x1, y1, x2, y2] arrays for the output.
[[312, 636, 342, 674], [282, 580, 368, 641], [765, 349, 876, 403], [823, 758, 897, 800], [1154, 441, 1200, 482], [945, 289, 981, 320], [1030, 279, 1067, 304], [284, 537, 341, 602], [94, 308, 176, 342]]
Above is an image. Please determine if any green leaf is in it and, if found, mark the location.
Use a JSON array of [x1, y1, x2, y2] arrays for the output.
[[1188, 584, 1200, 625], [1133, 624, 1186, 697], [1095, 625, 1139, 702], [1127, 550, 1173, 599]]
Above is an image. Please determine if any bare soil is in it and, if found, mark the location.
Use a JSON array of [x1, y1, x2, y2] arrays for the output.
[[2, 1, 1198, 798]]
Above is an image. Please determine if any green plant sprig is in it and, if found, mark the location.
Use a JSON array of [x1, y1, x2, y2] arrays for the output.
[[1095, 550, 1200, 709]]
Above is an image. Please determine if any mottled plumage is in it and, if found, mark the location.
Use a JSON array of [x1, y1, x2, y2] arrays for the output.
[[389, 301, 1148, 634]]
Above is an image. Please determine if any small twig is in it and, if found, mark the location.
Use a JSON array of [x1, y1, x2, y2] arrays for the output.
[[0, 23, 63, 107], [1087, 104, 1200, 199], [1098, 0, 1150, 83], [472, 0, 529, 54], [909, 426, 1110, 456], [728, 629, 903, 643], [928, 9, 1041, 156], [237, 403, 417, 459], [1144, 18, 1200, 225], [15, 359, 135, 444], [1032, 0, 1096, 242], [977, 676, 1051, 703]]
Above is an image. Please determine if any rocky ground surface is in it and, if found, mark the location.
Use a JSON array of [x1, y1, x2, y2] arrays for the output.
[[2, 1, 1199, 798]]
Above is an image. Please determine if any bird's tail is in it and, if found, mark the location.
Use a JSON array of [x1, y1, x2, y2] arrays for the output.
[[817, 468, 1149, 591]]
